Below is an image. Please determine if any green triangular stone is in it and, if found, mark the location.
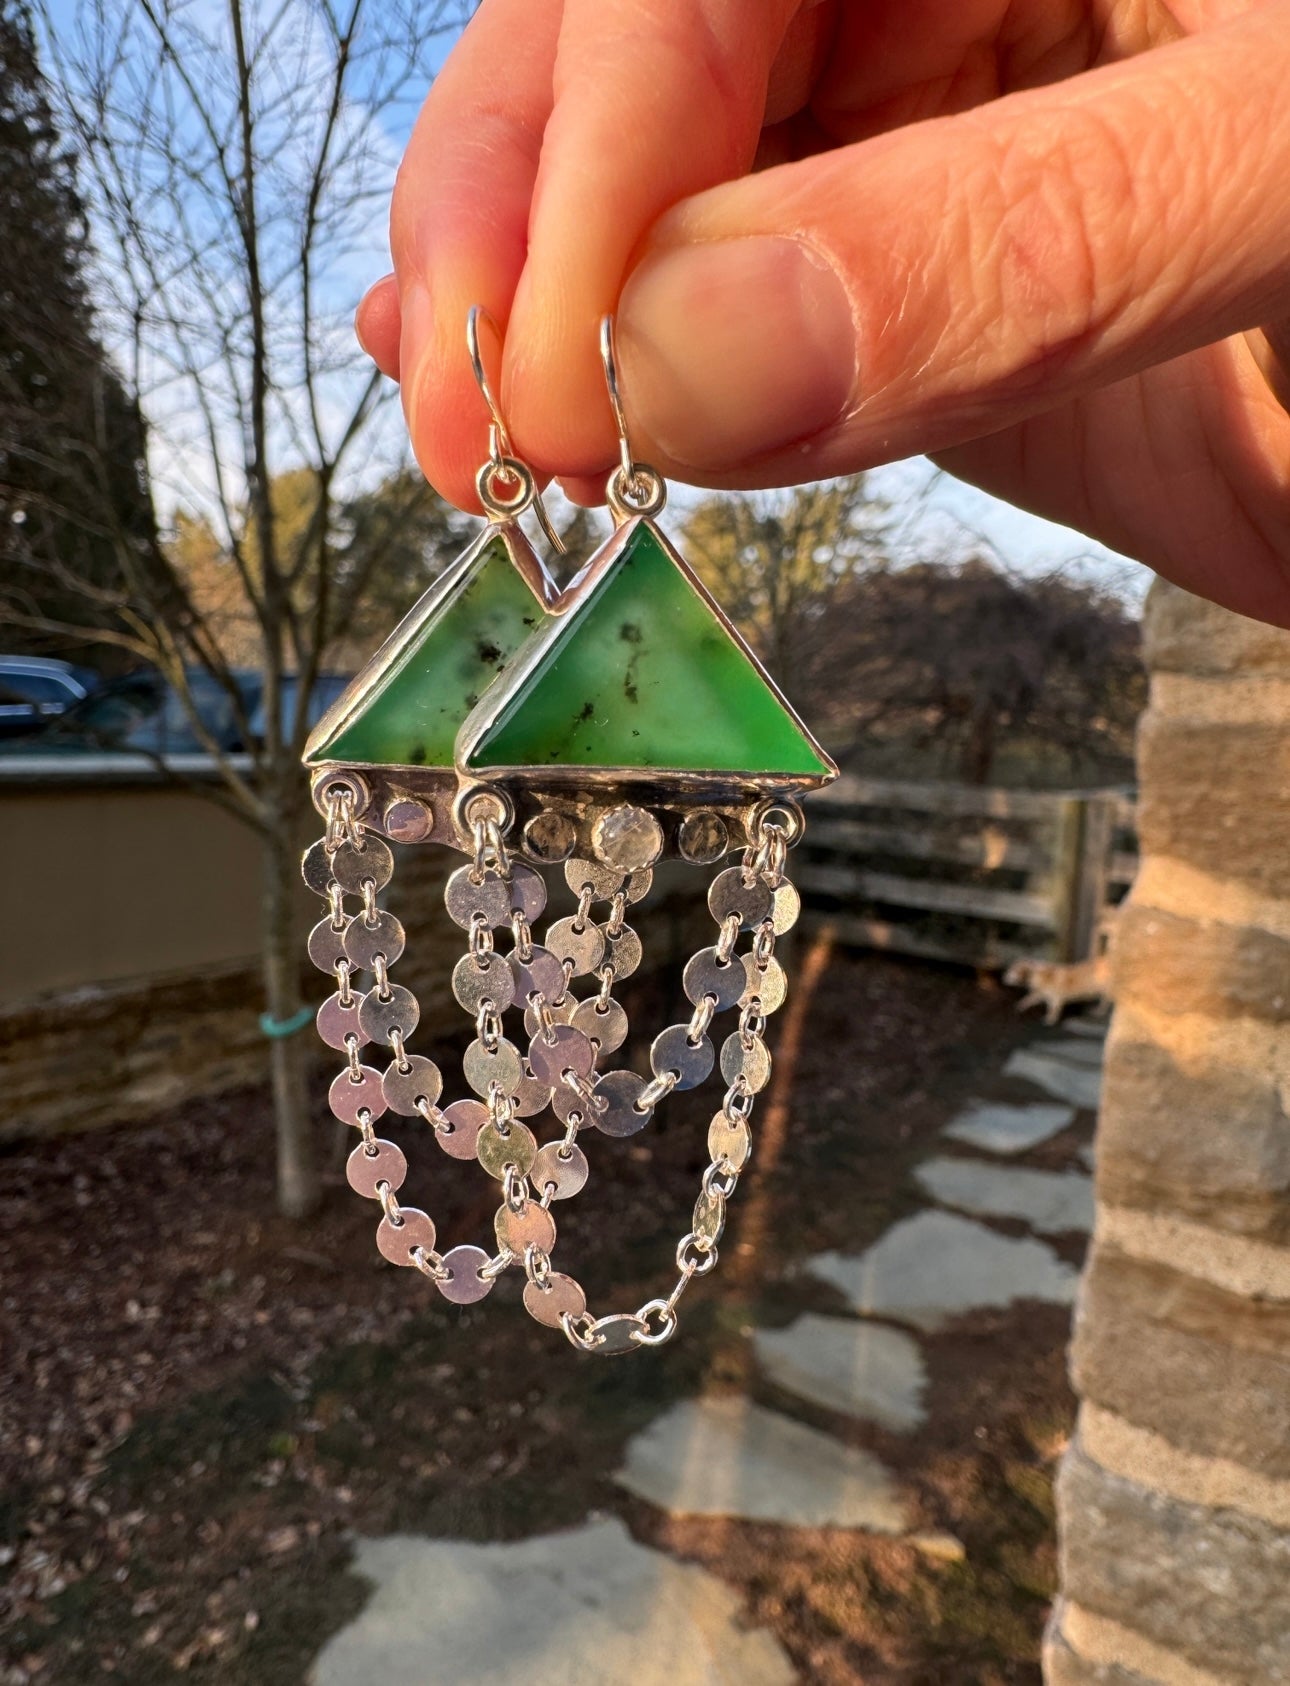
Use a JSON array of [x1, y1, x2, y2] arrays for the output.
[[461, 522, 831, 779], [305, 531, 550, 768]]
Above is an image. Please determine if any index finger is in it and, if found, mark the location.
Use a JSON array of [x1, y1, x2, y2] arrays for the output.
[[391, 0, 563, 509], [502, 0, 809, 482]]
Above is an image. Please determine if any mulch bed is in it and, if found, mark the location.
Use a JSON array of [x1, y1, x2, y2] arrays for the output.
[[0, 943, 1085, 1685]]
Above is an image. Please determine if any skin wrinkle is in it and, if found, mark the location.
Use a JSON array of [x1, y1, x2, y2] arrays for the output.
[[910, 34, 1290, 407], [765, 0, 841, 127], [987, 122, 1116, 382], [391, 105, 544, 240], [998, 0, 1096, 82], [686, 2, 783, 128]]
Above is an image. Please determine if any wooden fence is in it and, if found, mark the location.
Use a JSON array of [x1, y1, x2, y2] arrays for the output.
[[799, 775, 1137, 968]]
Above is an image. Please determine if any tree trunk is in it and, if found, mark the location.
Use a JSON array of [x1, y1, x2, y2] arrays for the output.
[[262, 784, 320, 1218], [962, 708, 997, 785]]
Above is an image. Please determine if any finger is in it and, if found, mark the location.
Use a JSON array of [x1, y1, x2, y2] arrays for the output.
[[390, 0, 563, 509], [355, 274, 400, 381], [812, 0, 1185, 143], [557, 473, 609, 508], [610, 4, 1290, 486], [1246, 318, 1290, 413], [936, 340, 1290, 627], [501, 0, 801, 482]]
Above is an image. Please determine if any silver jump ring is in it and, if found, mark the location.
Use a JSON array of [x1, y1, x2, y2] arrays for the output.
[[748, 798, 805, 849], [453, 783, 516, 849], [633, 1299, 678, 1346], [475, 453, 536, 520], [606, 463, 667, 522]]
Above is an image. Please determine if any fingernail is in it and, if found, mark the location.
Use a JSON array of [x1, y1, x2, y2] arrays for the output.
[[618, 236, 856, 470]]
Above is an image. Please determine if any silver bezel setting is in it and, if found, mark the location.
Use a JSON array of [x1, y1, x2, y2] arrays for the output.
[[452, 514, 838, 801]]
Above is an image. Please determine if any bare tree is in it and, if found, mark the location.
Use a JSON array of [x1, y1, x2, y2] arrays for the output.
[[681, 477, 891, 716], [833, 557, 1145, 785], [7, 0, 468, 1215], [680, 480, 1143, 786]]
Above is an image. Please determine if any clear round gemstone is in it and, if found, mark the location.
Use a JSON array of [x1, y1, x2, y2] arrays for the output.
[[592, 804, 664, 871]]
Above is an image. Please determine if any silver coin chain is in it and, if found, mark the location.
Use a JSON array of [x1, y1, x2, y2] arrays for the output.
[[304, 788, 799, 1353]]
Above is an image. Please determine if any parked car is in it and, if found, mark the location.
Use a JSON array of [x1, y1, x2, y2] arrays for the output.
[[0, 656, 93, 738], [247, 673, 352, 746], [0, 667, 262, 756]]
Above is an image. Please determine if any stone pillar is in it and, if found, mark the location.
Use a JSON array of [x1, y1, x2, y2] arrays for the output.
[[1046, 581, 1290, 1686]]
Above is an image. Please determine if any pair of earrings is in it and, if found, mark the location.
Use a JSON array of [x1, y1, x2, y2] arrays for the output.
[[301, 312, 836, 1354]]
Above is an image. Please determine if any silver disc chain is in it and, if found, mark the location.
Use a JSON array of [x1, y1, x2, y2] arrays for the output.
[[304, 785, 800, 1353]]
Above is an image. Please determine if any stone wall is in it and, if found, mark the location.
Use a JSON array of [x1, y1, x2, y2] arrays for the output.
[[1046, 582, 1290, 1684], [0, 832, 707, 1142], [0, 840, 461, 1142]]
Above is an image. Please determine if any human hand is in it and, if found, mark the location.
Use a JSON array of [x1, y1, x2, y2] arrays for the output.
[[357, 0, 1290, 627]]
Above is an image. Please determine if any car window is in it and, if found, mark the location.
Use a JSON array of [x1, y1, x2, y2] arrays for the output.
[[3, 672, 79, 706]]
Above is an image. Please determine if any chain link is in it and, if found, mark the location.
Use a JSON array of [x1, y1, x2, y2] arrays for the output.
[[635, 1068, 678, 1110], [471, 814, 511, 880]]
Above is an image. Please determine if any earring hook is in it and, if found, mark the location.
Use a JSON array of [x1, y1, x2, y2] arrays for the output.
[[598, 314, 666, 523], [599, 314, 635, 490], [467, 305, 565, 555], [467, 305, 513, 463]]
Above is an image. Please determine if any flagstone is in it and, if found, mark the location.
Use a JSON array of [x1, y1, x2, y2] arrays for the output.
[[310, 1517, 794, 1686], [806, 1210, 1079, 1333], [614, 1396, 907, 1531], [1061, 1016, 1109, 1039], [916, 1157, 1095, 1235], [1004, 1048, 1103, 1111], [943, 1099, 1076, 1156], [753, 1315, 927, 1431], [1029, 1038, 1106, 1069]]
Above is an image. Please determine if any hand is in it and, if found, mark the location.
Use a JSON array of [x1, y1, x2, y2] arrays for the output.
[[358, 0, 1290, 627]]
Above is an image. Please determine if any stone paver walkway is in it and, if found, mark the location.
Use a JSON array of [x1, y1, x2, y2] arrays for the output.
[[1030, 1037, 1105, 1068], [312, 1012, 1103, 1683], [1052, 1017, 1108, 1039], [807, 1209, 1080, 1331], [1003, 1046, 1103, 1109], [942, 1098, 1075, 1156], [310, 1518, 795, 1686]]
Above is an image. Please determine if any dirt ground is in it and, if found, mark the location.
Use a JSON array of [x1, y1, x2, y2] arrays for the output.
[[0, 944, 1090, 1685]]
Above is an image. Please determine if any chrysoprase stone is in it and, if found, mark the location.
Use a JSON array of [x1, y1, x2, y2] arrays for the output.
[[306, 533, 548, 767], [463, 523, 831, 778]]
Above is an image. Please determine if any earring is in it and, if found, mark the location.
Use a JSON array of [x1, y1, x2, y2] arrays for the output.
[[302, 312, 837, 1352], [301, 306, 560, 838]]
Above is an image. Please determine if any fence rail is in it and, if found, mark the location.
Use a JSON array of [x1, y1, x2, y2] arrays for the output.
[[801, 774, 1137, 968]]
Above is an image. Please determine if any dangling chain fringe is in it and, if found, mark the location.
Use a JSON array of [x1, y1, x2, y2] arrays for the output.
[[304, 791, 798, 1352]]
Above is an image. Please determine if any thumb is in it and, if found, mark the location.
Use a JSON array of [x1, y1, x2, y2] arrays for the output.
[[615, 4, 1290, 484]]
